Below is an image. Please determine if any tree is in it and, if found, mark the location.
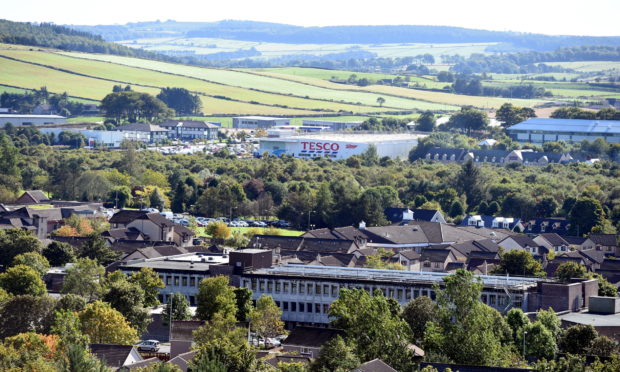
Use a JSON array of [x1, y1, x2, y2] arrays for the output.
[[493, 250, 544, 277], [416, 111, 436, 132], [43, 241, 76, 267], [79, 301, 138, 345], [102, 275, 152, 335], [56, 293, 87, 312], [535, 197, 558, 218], [588, 336, 617, 357], [129, 267, 165, 307], [79, 234, 119, 265], [568, 197, 605, 236], [149, 188, 166, 211], [0, 228, 42, 268], [536, 307, 562, 340], [559, 324, 597, 354], [133, 362, 182, 372], [0, 295, 58, 338], [250, 295, 285, 341], [329, 288, 413, 371], [447, 107, 489, 135], [156, 87, 201, 116], [12, 252, 50, 277], [486, 201, 500, 216], [455, 160, 483, 209], [506, 308, 530, 344], [555, 261, 587, 282], [521, 321, 557, 359], [61, 258, 105, 301], [196, 276, 237, 321], [206, 221, 231, 242], [51, 310, 90, 350], [402, 296, 438, 344], [588, 273, 618, 297], [0, 264, 47, 296], [101, 91, 173, 123], [496, 103, 536, 127], [309, 336, 360, 372], [448, 200, 464, 218], [376, 97, 386, 107], [234, 287, 254, 322], [424, 269, 509, 366], [56, 343, 110, 372], [163, 292, 191, 324]]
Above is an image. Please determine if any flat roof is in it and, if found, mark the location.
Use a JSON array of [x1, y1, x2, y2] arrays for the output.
[[121, 260, 214, 272], [507, 118, 620, 135], [234, 116, 290, 120], [0, 114, 66, 119], [260, 133, 427, 144], [559, 311, 620, 327], [249, 264, 542, 289]]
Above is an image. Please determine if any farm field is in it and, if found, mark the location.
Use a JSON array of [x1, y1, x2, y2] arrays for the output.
[[543, 61, 620, 72], [118, 37, 497, 60], [59, 52, 455, 111], [0, 50, 390, 114]]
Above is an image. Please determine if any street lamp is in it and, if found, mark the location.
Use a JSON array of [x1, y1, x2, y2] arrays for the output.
[[523, 329, 527, 358], [307, 210, 314, 230]]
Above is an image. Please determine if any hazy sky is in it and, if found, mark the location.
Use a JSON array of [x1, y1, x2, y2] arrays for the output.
[[3, 0, 620, 36]]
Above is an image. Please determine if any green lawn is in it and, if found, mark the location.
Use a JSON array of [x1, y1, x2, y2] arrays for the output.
[[543, 61, 620, 72]]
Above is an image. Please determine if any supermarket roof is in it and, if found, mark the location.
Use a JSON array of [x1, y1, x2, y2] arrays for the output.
[[507, 118, 620, 135], [260, 132, 427, 143]]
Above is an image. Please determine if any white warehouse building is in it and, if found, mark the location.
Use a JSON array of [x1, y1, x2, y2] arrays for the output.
[[258, 132, 427, 160]]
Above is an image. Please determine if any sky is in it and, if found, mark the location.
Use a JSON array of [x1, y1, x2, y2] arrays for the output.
[[3, 0, 620, 36]]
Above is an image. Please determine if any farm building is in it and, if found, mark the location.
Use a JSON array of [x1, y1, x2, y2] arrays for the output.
[[0, 114, 66, 126], [506, 118, 620, 144], [258, 132, 427, 160], [232, 116, 290, 129]]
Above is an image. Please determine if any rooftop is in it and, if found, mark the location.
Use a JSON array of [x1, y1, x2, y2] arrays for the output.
[[260, 132, 427, 144], [0, 114, 66, 119], [250, 264, 542, 289], [559, 310, 620, 327], [507, 118, 620, 135]]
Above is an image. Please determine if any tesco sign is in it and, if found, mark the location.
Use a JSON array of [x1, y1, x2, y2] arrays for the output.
[[301, 141, 340, 151]]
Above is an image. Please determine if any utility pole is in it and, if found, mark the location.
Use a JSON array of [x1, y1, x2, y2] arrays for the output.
[[523, 330, 527, 358], [168, 295, 174, 343]]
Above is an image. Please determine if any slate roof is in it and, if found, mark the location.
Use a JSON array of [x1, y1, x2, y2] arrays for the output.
[[168, 350, 198, 372], [283, 327, 345, 348], [588, 234, 618, 247], [127, 357, 159, 370], [502, 235, 538, 248], [522, 218, 571, 235], [353, 359, 398, 372], [538, 233, 569, 246], [18, 190, 50, 204], [412, 209, 443, 222], [109, 210, 150, 224], [102, 227, 144, 240], [399, 250, 421, 260], [384, 207, 410, 223], [578, 249, 608, 265], [445, 262, 466, 271], [420, 248, 453, 262], [90, 344, 139, 368], [563, 236, 588, 245]]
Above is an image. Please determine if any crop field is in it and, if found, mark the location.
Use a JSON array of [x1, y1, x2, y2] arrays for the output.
[[483, 80, 620, 99], [543, 61, 620, 72], [58, 52, 455, 111], [118, 37, 497, 60]]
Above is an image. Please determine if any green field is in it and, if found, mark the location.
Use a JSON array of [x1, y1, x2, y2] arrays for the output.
[[195, 226, 304, 238], [544, 61, 620, 72]]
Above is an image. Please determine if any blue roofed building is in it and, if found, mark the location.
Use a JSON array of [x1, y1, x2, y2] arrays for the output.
[[506, 118, 620, 144]]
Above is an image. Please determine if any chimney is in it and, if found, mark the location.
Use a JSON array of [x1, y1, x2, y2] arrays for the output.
[[33, 215, 48, 239], [359, 220, 366, 230]]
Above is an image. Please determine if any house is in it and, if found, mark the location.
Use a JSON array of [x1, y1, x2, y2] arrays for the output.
[[419, 248, 458, 272], [115, 123, 169, 143], [384, 207, 414, 224], [101, 227, 145, 241], [89, 344, 143, 370], [499, 235, 544, 255], [352, 359, 398, 372], [15, 190, 50, 205], [397, 250, 421, 270], [563, 236, 589, 250], [423, 147, 576, 166], [412, 209, 446, 223], [460, 215, 523, 231], [32, 104, 57, 115], [582, 234, 618, 253], [160, 120, 220, 140], [282, 326, 345, 358], [523, 218, 571, 236], [534, 233, 570, 253], [109, 210, 195, 247]]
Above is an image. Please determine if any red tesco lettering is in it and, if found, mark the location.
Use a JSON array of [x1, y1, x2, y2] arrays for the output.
[[301, 142, 340, 151]]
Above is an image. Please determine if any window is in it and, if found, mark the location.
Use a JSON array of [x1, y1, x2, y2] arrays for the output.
[[388, 288, 395, 298], [307, 284, 314, 295], [315, 304, 321, 313], [423, 262, 431, 267], [299, 284, 305, 294], [174, 277, 179, 286], [283, 302, 289, 311], [190, 277, 196, 287], [397, 289, 403, 300], [291, 302, 297, 312], [331, 285, 338, 296], [267, 281, 273, 292], [490, 295, 496, 305], [307, 303, 313, 313], [323, 284, 329, 295], [316, 284, 321, 295], [166, 276, 171, 285], [283, 282, 289, 292], [413, 290, 419, 298], [481, 295, 488, 303], [276, 301, 280, 307], [291, 282, 297, 294], [299, 303, 304, 312], [189, 296, 195, 306], [259, 281, 265, 291], [275, 282, 281, 293], [251, 279, 257, 291], [323, 304, 329, 314], [434, 262, 441, 268], [405, 290, 411, 300], [182, 277, 187, 286]]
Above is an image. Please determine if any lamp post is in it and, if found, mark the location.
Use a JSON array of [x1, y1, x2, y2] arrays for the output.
[[307, 210, 314, 230], [168, 294, 174, 343], [523, 329, 527, 358]]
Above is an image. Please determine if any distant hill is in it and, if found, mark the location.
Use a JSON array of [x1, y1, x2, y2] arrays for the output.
[[0, 19, 166, 60], [72, 20, 620, 51]]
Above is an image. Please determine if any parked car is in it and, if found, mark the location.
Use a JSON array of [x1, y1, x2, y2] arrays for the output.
[[136, 340, 160, 352]]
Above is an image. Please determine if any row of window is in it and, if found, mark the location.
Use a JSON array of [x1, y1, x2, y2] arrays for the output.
[[159, 275, 206, 287], [275, 300, 330, 315]]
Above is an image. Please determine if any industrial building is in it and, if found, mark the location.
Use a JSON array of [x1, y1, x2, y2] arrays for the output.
[[39, 128, 127, 147], [258, 133, 427, 160], [506, 118, 620, 144], [232, 116, 291, 129], [0, 114, 67, 126], [302, 119, 364, 131]]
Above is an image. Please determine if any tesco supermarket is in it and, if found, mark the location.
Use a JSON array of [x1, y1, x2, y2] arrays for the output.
[[258, 133, 427, 160]]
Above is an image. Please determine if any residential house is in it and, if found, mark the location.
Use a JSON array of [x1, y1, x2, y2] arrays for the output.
[[15, 190, 50, 205], [384, 207, 414, 224], [563, 236, 589, 250], [582, 234, 618, 253], [412, 209, 446, 223], [397, 250, 421, 271], [419, 248, 458, 272], [460, 215, 523, 231], [160, 120, 220, 140], [523, 218, 571, 236], [167, 351, 198, 372], [424, 147, 576, 166], [499, 235, 544, 255], [89, 344, 143, 371], [115, 123, 169, 143], [353, 359, 398, 372], [109, 210, 195, 247], [282, 327, 345, 358], [534, 233, 570, 253]]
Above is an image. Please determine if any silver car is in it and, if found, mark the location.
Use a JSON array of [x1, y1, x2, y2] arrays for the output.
[[136, 340, 160, 352]]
